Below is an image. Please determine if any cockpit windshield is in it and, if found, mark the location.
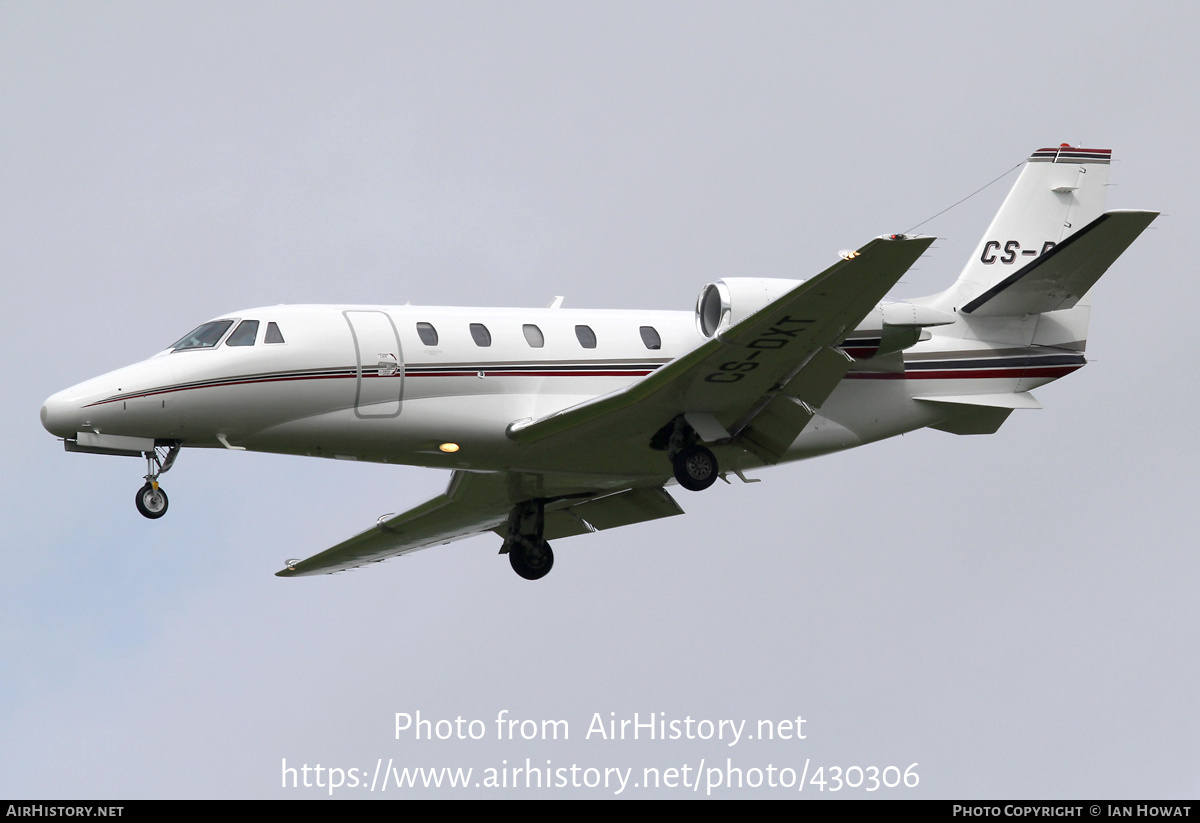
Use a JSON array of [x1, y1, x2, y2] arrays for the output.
[[171, 320, 235, 351], [226, 319, 259, 346]]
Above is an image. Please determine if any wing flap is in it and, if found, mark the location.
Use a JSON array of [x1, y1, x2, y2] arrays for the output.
[[541, 509, 594, 541], [570, 486, 683, 530], [738, 393, 815, 463], [520, 487, 685, 540], [735, 345, 856, 462]]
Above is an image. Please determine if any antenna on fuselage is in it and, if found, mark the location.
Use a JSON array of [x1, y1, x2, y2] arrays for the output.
[[547, 296, 565, 309]]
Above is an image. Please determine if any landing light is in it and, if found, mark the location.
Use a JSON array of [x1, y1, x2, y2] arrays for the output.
[[439, 443, 460, 453]]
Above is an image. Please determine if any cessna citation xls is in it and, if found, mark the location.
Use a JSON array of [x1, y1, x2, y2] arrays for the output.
[[41, 145, 1156, 580]]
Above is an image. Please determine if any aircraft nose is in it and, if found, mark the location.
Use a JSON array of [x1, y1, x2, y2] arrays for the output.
[[41, 388, 82, 438]]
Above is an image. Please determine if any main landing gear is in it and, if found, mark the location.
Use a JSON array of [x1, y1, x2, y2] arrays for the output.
[[136, 443, 179, 520], [659, 416, 719, 492], [672, 444, 718, 491], [509, 536, 554, 580], [502, 499, 554, 580]]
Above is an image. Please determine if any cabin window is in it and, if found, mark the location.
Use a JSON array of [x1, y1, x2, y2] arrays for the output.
[[171, 320, 234, 351], [639, 326, 662, 350], [226, 320, 259, 347], [265, 322, 285, 344], [416, 322, 439, 346], [575, 325, 597, 349], [522, 324, 545, 348], [470, 323, 492, 347]]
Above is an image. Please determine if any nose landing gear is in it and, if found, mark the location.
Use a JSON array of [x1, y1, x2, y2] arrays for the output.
[[136, 443, 179, 520]]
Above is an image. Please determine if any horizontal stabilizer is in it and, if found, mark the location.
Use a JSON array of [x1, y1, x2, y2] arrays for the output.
[[928, 407, 1014, 436], [917, 392, 1042, 436], [962, 210, 1158, 316], [914, 392, 1042, 410]]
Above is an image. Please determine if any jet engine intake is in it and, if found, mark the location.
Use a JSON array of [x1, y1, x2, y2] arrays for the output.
[[695, 278, 803, 337]]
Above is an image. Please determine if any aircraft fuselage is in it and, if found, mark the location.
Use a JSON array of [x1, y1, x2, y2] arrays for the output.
[[41, 301, 1079, 490]]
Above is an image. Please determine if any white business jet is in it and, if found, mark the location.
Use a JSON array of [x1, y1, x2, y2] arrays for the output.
[[41, 145, 1156, 580]]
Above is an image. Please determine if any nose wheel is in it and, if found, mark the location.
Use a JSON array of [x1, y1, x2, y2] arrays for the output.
[[135, 443, 179, 520], [135, 482, 169, 519]]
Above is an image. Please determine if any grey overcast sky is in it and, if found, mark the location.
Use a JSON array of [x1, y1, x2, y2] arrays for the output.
[[3, 1, 1196, 798]]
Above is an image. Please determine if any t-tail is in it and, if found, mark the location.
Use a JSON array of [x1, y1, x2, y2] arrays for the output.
[[924, 144, 1157, 350], [904, 145, 1156, 437]]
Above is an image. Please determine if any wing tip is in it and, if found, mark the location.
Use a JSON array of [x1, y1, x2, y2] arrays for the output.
[[858, 233, 935, 254]]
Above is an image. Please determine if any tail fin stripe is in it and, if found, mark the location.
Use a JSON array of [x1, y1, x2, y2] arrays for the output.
[[1030, 147, 1112, 164]]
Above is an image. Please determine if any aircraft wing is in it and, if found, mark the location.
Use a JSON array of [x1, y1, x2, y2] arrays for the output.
[[278, 235, 930, 576], [276, 472, 684, 576], [275, 470, 515, 577], [509, 235, 934, 463]]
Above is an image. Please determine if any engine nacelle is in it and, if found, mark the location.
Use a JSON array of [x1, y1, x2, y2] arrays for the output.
[[847, 302, 959, 358], [695, 277, 803, 337], [695, 277, 957, 358]]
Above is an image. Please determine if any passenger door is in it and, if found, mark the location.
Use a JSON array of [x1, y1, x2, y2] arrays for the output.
[[344, 310, 403, 418]]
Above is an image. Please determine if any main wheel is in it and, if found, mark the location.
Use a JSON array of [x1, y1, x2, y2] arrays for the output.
[[135, 482, 169, 519], [509, 537, 554, 580], [673, 444, 718, 491]]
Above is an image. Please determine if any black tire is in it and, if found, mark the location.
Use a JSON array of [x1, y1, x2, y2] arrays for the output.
[[509, 537, 554, 580], [673, 444, 718, 491], [135, 482, 169, 519]]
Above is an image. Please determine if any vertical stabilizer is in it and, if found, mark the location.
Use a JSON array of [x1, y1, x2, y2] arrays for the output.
[[930, 145, 1112, 313]]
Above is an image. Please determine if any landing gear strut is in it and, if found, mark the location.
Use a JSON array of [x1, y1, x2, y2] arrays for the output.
[[136, 443, 179, 520], [502, 499, 555, 580]]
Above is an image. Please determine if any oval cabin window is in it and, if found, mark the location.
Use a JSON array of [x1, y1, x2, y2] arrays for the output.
[[416, 322, 439, 346], [470, 323, 492, 347], [523, 324, 545, 348], [575, 325, 597, 349]]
